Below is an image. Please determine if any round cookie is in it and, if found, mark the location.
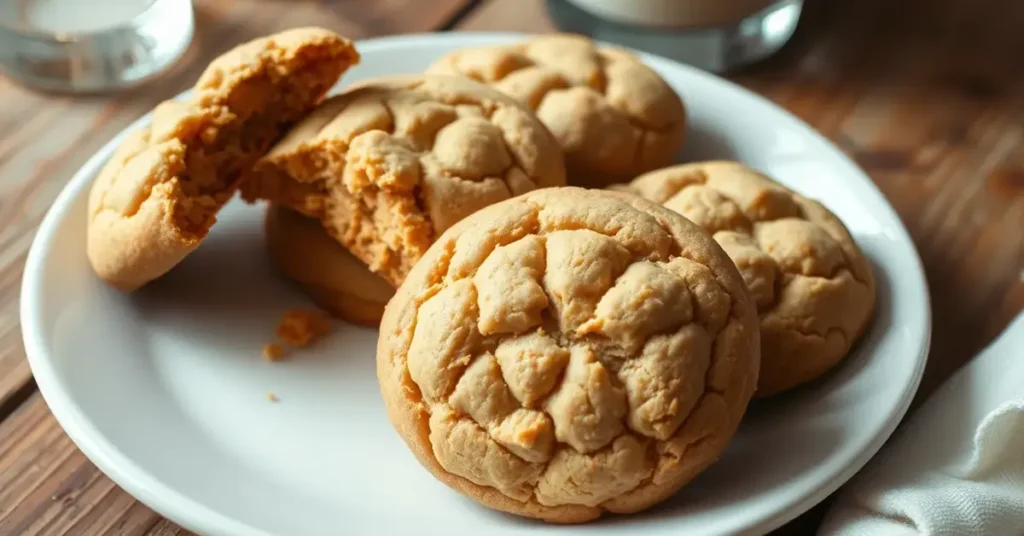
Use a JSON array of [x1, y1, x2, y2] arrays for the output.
[[242, 74, 567, 287], [264, 205, 394, 327], [623, 161, 876, 397], [87, 28, 359, 291], [426, 33, 686, 187], [377, 187, 759, 523]]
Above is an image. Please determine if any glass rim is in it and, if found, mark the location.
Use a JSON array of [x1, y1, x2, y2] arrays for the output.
[[0, 0, 174, 41]]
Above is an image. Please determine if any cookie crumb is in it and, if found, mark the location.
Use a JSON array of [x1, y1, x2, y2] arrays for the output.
[[276, 308, 332, 347], [266, 392, 280, 403], [263, 342, 287, 362], [263, 308, 333, 360]]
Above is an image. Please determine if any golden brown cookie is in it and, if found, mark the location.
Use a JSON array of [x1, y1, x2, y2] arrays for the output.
[[622, 161, 876, 397], [426, 34, 686, 187], [264, 205, 394, 327], [87, 28, 359, 291], [377, 187, 759, 523], [242, 74, 567, 287]]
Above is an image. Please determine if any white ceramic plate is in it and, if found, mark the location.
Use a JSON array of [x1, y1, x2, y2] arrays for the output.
[[21, 33, 931, 536]]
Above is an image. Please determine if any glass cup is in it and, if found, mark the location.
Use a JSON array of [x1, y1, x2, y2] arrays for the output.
[[0, 0, 195, 93], [548, 0, 804, 73]]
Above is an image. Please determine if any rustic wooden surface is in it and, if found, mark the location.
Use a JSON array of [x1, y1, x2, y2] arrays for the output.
[[0, 0, 1021, 534]]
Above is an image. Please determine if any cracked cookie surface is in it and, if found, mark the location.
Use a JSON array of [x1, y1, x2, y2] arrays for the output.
[[242, 74, 567, 287], [376, 187, 759, 523], [264, 205, 394, 327], [426, 34, 686, 187], [623, 161, 876, 397], [87, 27, 359, 291]]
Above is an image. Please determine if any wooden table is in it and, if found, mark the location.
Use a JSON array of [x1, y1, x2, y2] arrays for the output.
[[1, 0, 1021, 534]]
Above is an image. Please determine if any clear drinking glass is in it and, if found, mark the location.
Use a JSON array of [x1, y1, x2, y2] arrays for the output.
[[0, 0, 195, 93], [547, 0, 804, 73]]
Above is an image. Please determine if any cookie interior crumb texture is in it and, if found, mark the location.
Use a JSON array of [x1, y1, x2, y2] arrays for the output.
[[242, 74, 567, 287], [264, 204, 395, 327], [623, 161, 877, 397], [86, 27, 360, 291], [376, 187, 759, 523], [426, 34, 686, 187]]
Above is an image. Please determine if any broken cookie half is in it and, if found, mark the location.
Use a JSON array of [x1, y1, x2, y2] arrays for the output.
[[241, 74, 567, 287], [87, 27, 359, 291]]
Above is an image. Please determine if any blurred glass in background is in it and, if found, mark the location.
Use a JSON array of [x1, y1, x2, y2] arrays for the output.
[[549, 0, 803, 72], [0, 0, 194, 93]]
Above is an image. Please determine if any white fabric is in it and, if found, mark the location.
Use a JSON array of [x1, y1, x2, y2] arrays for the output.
[[820, 311, 1024, 536]]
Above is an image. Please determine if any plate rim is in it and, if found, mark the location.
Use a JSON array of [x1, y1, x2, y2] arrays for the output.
[[20, 30, 932, 536]]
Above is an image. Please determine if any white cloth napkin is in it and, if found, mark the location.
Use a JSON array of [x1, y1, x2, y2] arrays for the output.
[[819, 311, 1024, 536]]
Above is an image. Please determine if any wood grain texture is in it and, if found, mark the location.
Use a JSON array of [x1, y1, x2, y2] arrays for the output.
[[0, 393, 200, 535], [0, 0, 1021, 534], [458, 0, 555, 33], [1, 393, 150, 535]]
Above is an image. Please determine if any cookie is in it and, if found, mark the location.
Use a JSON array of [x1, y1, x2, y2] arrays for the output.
[[622, 161, 876, 397], [426, 34, 686, 187], [377, 187, 759, 523], [87, 28, 359, 291], [242, 74, 567, 287], [264, 205, 394, 327]]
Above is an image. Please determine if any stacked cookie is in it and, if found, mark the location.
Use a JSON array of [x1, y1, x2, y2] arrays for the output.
[[86, 30, 875, 524]]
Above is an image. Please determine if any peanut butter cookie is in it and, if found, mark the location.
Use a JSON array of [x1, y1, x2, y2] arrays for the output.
[[622, 161, 876, 397], [426, 34, 686, 187], [264, 205, 394, 327], [242, 74, 567, 287], [377, 187, 759, 523], [87, 28, 359, 291]]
